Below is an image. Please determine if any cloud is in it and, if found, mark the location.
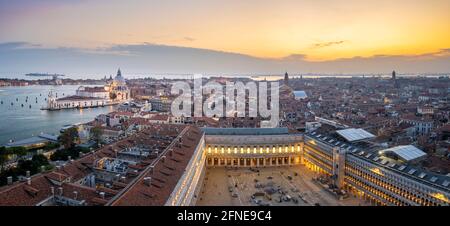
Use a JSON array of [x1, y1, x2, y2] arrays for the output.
[[183, 37, 196, 42], [0, 42, 29, 50], [0, 42, 448, 77], [312, 40, 347, 48], [278, 54, 307, 61]]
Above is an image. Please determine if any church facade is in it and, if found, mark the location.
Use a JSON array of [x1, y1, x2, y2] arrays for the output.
[[43, 69, 130, 110]]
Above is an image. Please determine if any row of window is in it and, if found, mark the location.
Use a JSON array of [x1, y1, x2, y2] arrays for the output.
[[206, 144, 301, 155]]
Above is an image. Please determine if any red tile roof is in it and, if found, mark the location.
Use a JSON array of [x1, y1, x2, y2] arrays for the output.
[[0, 124, 193, 206], [109, 126, 203, 206]]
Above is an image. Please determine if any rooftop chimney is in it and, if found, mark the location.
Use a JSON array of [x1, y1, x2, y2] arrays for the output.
[[99, 192, 105, 199], [149, 166, 154, 174], [41, 165, 46, 172], [7, 176, 13, 185], [26, 177, 31, 186], [144, 177, 152, 186]]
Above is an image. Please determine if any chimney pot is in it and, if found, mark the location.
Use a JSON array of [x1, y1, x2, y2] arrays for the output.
[[149, 166, 154, 174], [144, 177, 152, 186], [7, 176, 13, 185], [26, 177, 31, 185]]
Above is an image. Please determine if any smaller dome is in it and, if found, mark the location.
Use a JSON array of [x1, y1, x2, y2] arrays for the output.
[[114, 68, 125, 82]]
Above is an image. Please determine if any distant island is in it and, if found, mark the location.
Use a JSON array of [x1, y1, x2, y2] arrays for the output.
[[0, 77, 108, 87]]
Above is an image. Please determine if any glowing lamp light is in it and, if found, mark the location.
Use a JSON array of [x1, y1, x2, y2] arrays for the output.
[[431, 193, 449, 203]]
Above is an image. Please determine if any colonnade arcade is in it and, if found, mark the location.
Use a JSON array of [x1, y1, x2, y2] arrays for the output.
[[205, 143, 302, 167]]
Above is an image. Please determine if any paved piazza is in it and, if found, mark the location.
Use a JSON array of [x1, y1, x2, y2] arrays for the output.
[[197, 165, 369, 206]]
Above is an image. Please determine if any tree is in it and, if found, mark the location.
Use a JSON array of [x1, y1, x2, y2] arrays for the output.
[[58, 127, 79, 150], [31, 154, 49, 168], [50, 146, 88, 161], [90, 126, 103, 146], [11, 147, 28, 158], [0, 146, 27, 171], [44, 142, 60, 151]]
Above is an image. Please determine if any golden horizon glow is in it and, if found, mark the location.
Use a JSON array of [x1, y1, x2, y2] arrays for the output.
[[0, 0, 449, 61]]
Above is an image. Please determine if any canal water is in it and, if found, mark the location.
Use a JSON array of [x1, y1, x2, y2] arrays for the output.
[[0, 85, 115, 145]]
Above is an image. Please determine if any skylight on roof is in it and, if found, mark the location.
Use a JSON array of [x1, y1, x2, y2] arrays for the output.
[[380, 145, 426, 162], [336, 128, 375, 142]]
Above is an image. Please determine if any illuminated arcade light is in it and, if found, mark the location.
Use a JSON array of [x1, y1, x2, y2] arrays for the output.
[[370, 168, 384, 176], [431, 193, 449, 203]]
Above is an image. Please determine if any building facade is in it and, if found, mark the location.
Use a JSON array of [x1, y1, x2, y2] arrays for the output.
[[197, 127, 450, 206], [44, 69, 130, 110]]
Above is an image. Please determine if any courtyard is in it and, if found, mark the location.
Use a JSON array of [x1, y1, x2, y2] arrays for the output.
[[197, 165, 369, 206]]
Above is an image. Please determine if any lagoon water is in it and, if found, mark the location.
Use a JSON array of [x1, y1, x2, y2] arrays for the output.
[[0, 85, 115, 145]]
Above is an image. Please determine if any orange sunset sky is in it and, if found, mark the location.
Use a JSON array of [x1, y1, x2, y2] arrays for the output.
[[0, 0, 449, 76]]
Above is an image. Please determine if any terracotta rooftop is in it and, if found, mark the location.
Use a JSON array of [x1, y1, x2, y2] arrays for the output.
[[109, 126, 203, 206], [0, 124, 192, 206]]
